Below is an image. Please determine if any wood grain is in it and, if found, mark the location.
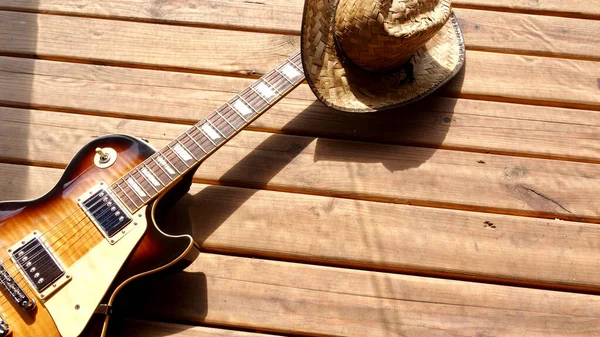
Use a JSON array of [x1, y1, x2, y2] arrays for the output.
[[117, 253, 600, 336], [2, 107, 599, 220], [456, 9, 600, 60], [2, 57, 600, 162], [0, 1, 596, 37], [2, 9, 600, 75], [3, 52, 599, 113], [4, 163, 600, 291], [0, 11, 299, 76], [120, 319, 279, 337], [454, 0, 598, 18]]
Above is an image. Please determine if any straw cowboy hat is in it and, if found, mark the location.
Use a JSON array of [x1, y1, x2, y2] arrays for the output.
[[300, 0, 465, 112]]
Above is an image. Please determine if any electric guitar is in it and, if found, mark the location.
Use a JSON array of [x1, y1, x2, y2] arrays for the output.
[[0, 51, 304, 337]]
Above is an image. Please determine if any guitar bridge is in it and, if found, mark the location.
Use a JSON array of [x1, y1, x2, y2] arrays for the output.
[[0, 263, 35, 310]]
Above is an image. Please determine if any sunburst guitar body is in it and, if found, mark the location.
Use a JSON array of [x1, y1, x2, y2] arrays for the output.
[[0, 51, 305, 336], [0, 135, 196, 337]]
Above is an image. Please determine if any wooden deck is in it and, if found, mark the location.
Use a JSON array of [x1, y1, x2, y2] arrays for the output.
[[1, 0, 600, 335]]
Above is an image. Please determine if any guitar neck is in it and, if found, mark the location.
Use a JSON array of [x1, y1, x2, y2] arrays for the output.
[[109, 51, 304, 212]]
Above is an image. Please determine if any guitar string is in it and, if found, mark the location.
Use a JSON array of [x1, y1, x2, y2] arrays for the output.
[[0, 65, 300, 299], [3, 59, 302, 277], [0, 56, 302, 309], [0, 222, 99, 317], [0, 210, 92, 305], [0, 195, 106, 274], [0, 183, 133, 288], [0, 212, 92, 309]]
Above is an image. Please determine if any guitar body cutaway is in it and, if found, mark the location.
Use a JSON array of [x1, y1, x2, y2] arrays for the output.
[[0, 135, 196, 337]]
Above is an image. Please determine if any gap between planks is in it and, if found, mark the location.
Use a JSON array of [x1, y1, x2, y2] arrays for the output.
[[3, 9, 600, 67], [2, 100, 600, 168], [114, 253, 600, 336], [0, 0, 599, 36], [4, 163, 600, 295], [2, 107, 600, 223]]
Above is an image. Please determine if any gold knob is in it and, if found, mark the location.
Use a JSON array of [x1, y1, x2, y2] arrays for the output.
[[95, 147, 106, 157]]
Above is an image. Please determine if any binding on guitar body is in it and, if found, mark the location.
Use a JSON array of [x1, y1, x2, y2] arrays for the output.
[[0, 52, 304, 337]]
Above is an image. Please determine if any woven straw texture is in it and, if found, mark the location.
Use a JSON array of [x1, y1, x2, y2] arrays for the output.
[[335, 0, 452, 71], [301, 0, 465, 112]]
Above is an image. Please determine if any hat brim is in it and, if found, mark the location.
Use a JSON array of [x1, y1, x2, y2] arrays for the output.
[[300, 0, 466, 112]]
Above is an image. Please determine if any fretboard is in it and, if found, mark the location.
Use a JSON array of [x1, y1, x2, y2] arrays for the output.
[[108, 51, 305, 212]]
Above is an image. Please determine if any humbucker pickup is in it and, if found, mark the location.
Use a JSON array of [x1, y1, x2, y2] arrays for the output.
[[8, 232, 69, 298], [79, 185, 132, 243], [0, 264, 35, 310]]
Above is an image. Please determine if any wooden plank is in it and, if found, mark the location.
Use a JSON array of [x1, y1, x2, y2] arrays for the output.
[[2, 57, 600, 162], [454, 0, 598, 18], [3, 157, 600, 291], [120, 319, 277, 337], [0, 0, 305, 34], [4, 103, 600, 167], [115, 253, 600, 336], [0, 1, 596, 37], [456, 9, 600, 60], [2, 9, 600, 75], [2, 52, 599, 114], [0, 11, 299, 76], [2, 107, 600, 221], [441, 51, 600, 109]]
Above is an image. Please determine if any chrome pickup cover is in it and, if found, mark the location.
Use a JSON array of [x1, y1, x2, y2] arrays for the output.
[[11, 236, 64, 293], [80, 188, 132, 239], [0, 264, 35, 310]]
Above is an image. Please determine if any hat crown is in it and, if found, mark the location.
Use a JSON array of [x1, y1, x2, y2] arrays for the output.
[[335, 0, 452, 72]]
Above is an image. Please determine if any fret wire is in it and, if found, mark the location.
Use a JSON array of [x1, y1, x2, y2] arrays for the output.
[[159, 152, 182, 174], [176, 139, 198, 161], [288, 61, 304, 73], [262, 76, 282, 94], [239, 91, 261, 113], [184, 130, 208, 154], [250, 87, 270, 106], [275, 68, 294, 84], [289, 53, 302, 66], [207, 113, 235, 137], [110, 186, 132, 211], [236, 95, 257, 113], [275, 74, 292, 90], [107, 188, 127, 209], [133, 168, 156, 193], [124, 176, 146, 203], [135, 166, 158, 190], [226, 102, 249, 122], [115, 180, 139, 209], [113, 54, 304, 207], [142, 162, 166, 188], [204, 118, 227, 139], [215, 109, 238, 130], [290, 52, 302, 63], [168, 144, 193, 166], [250, 86, 270, 103], [188, 126, 216, 152], [150, 156, 173, 180], [195, 125, 217, 146], [266, 72, 290, 93], [131, 169, 154, 194], [220, 105, 246, 129]]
